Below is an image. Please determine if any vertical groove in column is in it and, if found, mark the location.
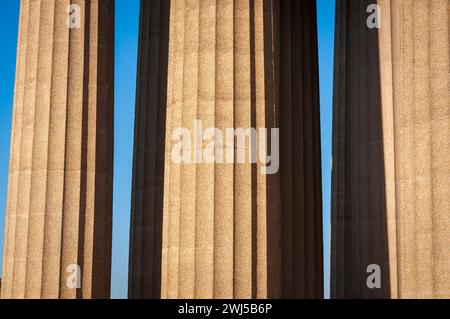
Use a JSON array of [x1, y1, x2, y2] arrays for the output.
[[83, 0, 96, 299], [59, 0, 91, 299], [12, 0, 42, 298], [2, 0, 30, 300], [2, 0, 114, 300], [310, 0, 324, 296], [213, 0, 234, 299], [378, 0, 398, 299], [161, 0, 176, 298], [399, 0, 417, 298], [352, 0, 362, 299], [302, 0, 321, 296], [178, 0, 199, 299], [330, 0, 351, 299], [279, 0, 293, 298], [369, 0, 387, 299], [307, 0, 323, 298], [90, 0, 114, 299], [290, 0, 306, 298], [25, 0, 55, 298], [392, 0, 406, 298], [429, 0, 450, 299], [412, 0, 433, 298], [41, 0, 70, 298], [392, 0, 417, 298], [233, 0, 252, 299], [166, 0, 183, 299], [133, 0, 323, 299], [254, 0, 267, 299], [250, 0, 258, 300], [195, 0, 216, 299], [264, 0, 282, 299]]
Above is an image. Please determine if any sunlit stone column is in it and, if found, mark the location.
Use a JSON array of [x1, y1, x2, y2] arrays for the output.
[[1, 0, 114, 299], [382, 0, 450, 299], [331, 0, 450, 299], [129, 0, 323, 299]]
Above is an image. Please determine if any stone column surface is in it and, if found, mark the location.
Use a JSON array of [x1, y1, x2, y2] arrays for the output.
[[331, 0, 450, 299], [1, 0, 114, 299], [129, 0, 323, 299]]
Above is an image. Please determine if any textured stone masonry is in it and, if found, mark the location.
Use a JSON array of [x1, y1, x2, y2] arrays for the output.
[[1, 0, 114, 299], [331, 0, 450, 299], [129, 0, 323, 299]]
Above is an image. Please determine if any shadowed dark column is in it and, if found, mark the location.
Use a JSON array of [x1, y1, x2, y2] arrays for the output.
[[128, 0, 170, 299], [276, 0, 324, 299], [331, 0, 390, 299]]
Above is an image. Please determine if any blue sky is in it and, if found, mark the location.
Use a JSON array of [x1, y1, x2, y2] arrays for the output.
[[0, 0, 19, 292], [317, 0, 336, 299], [0, 0, 334, 299]]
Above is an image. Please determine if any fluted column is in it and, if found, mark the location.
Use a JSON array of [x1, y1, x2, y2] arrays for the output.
[[279, 0, 324, 298], [128, 0, 170, 299], [331, 0, 390, 299], [332, 0, 450, 299], [1, 0, 114, 299], [383, 0, 450, 299], [129, 0, 323, 299]]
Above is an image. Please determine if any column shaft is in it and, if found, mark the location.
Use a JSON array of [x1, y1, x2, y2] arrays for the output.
[[383, 0, 450, 298], [130, 0, 323, 299], [1, 0, 114, 299], [331, 0, 450, 299], [128, 0, 170, 299], [331, 0, 390, 299]]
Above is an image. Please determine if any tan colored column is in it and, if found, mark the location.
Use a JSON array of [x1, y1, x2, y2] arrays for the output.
[[332, 0, 450, 299], [382, 0, 450, 299], [1, 0, 114, 299], [129, 0, 323, 299]]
